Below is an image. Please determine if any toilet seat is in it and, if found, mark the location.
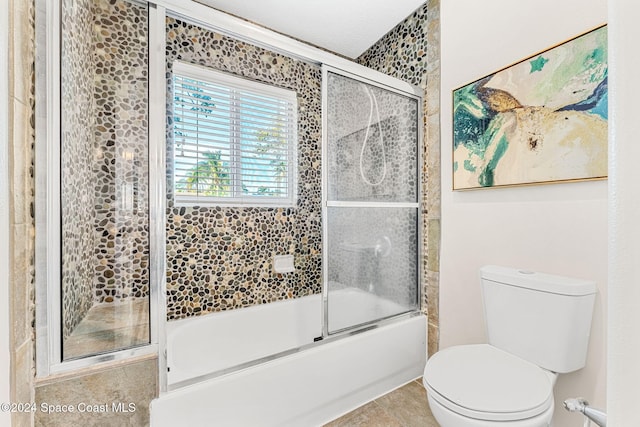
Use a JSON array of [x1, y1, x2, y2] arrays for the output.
[[423, 344, 553, 422]]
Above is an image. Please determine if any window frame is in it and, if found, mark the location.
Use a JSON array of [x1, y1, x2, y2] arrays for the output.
[[171, 61, 298, 208]]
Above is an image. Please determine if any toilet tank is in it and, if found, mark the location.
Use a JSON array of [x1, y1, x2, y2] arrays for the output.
[[480, 265, 596, 373]]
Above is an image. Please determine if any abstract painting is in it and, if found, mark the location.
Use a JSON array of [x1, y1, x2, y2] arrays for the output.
[[453, 25, 607, 190]]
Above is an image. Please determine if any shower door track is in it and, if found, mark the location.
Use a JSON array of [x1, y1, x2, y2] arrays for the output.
[[327, 201, 420, 209], [152, 0, 422, 97]]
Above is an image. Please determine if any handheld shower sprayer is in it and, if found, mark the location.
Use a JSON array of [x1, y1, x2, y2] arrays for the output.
[[359, 83, 386, 186]]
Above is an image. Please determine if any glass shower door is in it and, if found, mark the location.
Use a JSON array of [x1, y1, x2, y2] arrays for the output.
[[60, 0, 150, 360], [323, 68, 420, 334]]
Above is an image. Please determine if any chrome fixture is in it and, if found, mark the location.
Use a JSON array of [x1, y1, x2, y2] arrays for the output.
[[564, 397, 606, 427]]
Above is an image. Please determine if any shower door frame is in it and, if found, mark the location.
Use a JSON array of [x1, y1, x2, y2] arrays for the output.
[[149, 0, 423, 392], [35, 0, 167, 376], [320, 65, 423, 338]]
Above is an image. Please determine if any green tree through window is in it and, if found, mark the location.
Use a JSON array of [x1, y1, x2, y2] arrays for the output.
[[172, 61, 297, 206]]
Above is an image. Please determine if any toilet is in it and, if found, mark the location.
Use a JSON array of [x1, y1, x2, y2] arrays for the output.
[[423, 265, 596, 427]]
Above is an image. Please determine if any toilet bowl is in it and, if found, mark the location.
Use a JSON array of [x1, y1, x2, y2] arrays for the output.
[[423, 344, 556, 427], [422, 266, 596, 427]]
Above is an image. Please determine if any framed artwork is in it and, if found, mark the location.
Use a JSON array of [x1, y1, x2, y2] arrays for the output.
[[452, 25, 608, 190]]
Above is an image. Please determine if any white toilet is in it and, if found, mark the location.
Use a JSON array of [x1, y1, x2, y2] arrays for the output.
[[423, 265, 596, 427]]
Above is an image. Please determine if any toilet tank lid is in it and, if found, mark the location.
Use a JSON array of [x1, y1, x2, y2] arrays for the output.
[[480, 265, 596, 296]]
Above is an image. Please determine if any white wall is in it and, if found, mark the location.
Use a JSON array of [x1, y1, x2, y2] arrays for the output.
[[607, 1, 640, 425], [440, 1, 608, 425]]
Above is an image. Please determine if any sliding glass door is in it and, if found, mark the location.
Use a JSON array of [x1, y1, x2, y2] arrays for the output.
[[323, 67, 421, 334]]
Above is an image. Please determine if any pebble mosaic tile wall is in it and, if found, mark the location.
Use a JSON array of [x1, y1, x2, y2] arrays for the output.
[[165, 18, 323, 320], [91, 0, 149, 304], [357, 3, 429, 88], [61, 0, 100, 339]]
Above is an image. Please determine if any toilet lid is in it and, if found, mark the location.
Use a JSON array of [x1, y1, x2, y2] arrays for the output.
[[423, 344, 553, 421]]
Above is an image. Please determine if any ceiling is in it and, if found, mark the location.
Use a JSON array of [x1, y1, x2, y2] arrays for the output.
[[194, 0, 426, 59]]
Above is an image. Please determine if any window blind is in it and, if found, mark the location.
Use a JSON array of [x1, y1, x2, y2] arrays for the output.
[[172, 61, 298, 206]]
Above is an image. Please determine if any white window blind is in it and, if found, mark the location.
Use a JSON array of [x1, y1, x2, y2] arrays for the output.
[[172, 61, 298, 207]]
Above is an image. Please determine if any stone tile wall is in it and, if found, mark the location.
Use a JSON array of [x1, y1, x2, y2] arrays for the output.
[[34, 356, 157, 427], [8, 1, 158, 425], [9, 0, 36, 425], [60, 0, 97, 340], [358, 0, 441, 355], [164, 18, 323, 320]]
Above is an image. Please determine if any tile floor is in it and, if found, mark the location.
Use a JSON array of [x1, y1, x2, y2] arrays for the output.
[[64, 299, 150, 359], [324, 378, 439, 427]]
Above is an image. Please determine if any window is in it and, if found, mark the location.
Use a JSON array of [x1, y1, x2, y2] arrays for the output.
[[172, 61, 298, 207]]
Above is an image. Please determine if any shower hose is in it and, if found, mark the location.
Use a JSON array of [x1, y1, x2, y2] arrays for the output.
[[359, 83, 386, 186]]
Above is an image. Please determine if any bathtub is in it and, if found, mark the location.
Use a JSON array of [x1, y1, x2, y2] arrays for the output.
[[151, 287, 426, 427]]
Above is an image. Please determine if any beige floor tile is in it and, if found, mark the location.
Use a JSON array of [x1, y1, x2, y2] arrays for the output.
[[64, 299, 150, 359], [376, 380, 439, 427], [325, 401, 403, 427], [325, 379, 440, 427]]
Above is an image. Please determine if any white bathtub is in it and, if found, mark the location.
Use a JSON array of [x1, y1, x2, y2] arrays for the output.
[[151, 288, 426, 427]]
